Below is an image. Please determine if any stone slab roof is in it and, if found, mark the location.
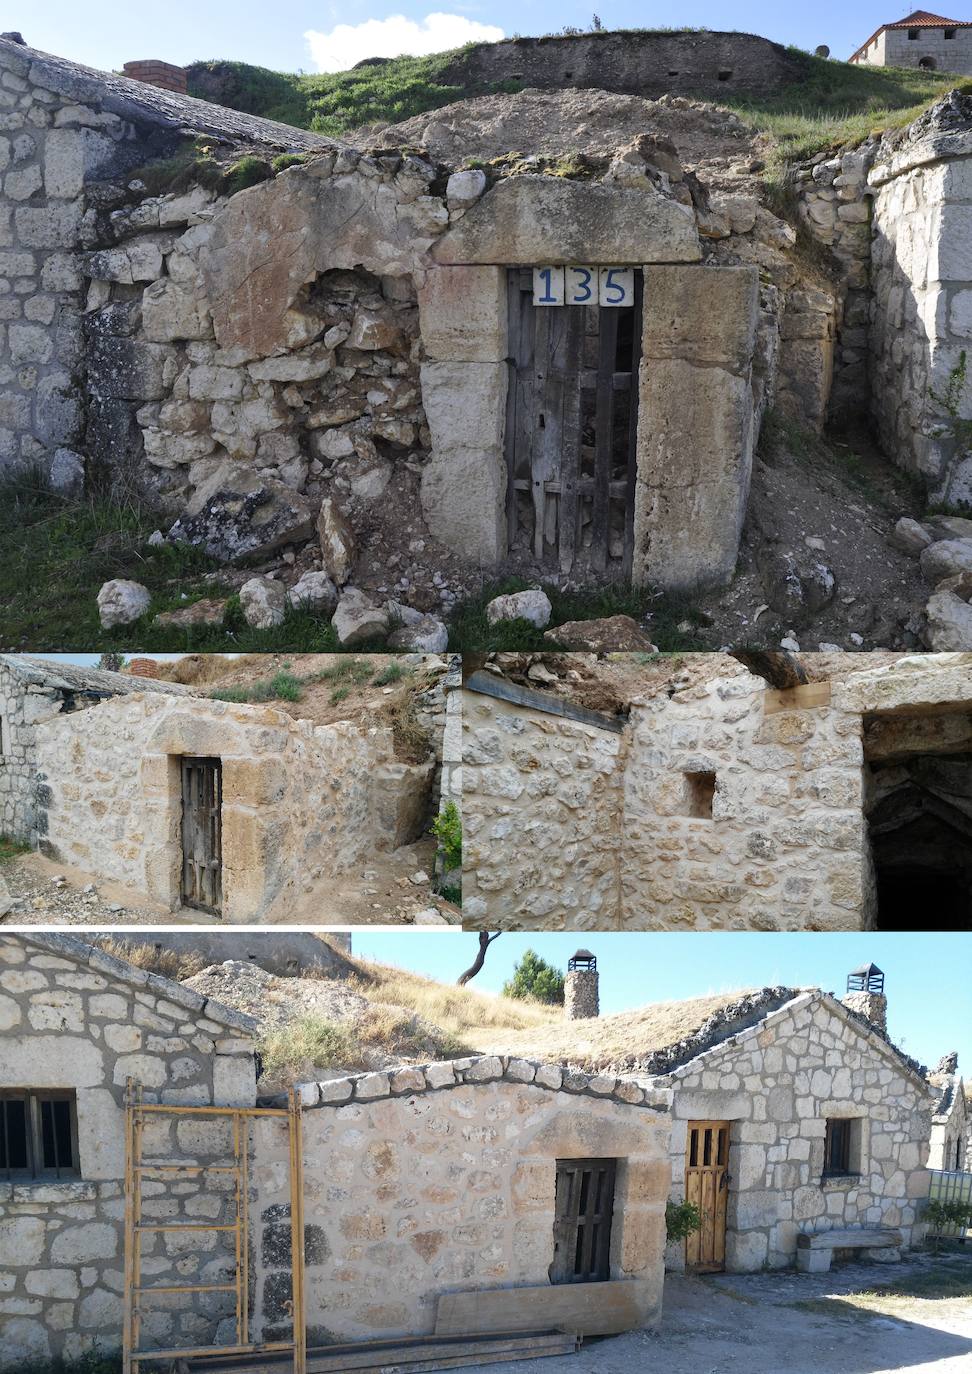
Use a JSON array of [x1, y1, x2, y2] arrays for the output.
[[475, 984, 930, 1089], [13, 933, 258, 1035], [0, 654, 195, 697], [0, 35, 337, 152]]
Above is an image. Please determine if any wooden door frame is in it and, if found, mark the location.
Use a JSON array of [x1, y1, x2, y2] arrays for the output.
[[684, 1119, 731, 1273], [180, 754, 223, 915]]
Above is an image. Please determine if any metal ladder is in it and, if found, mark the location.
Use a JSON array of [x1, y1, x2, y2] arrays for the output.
[[122, 1080, 306, 1374]]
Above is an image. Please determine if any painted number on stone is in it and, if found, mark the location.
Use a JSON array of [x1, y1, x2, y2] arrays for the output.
[[533, 266, 634, 307]]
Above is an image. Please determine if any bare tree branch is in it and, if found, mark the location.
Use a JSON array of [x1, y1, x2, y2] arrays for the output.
[[457, 932, 501, 985]]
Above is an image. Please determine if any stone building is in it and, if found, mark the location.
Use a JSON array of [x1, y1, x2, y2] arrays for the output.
[[0, 33, 842, 600], [0, 654, 441, 921], [0, 932, 259, 1366], [927, 1053, 970, 1170], [0, 933, 672, 1365], [461, 652, 972, 930], [850, 11, 972, 74], [482, 969, 935, 1274]]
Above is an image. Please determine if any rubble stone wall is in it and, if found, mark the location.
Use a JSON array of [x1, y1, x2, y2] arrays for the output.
[[31, 691, 433, 920], [461, 689, 625, 930], [660, 993, 933, 1271], [0, 934, 257, 1366], [250, 1059, 671, 1345]]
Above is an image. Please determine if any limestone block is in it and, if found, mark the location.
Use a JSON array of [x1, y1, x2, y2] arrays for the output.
[[239, 576, 287, 630], [331, 588, 390, 647], [96, 579, 151, 628], [924, 590, 972, 650], [44, 127, 115, 199], [418, 266, 507, 362], [50, 1222, 118, 1265], [421, 361, 506, 452], [214, 1053, 256, 1107], [633, 265, 758, 592], [433, 176, 700, 266], [421, 445, 507, 565], [446, 169, 487, 209], [141, 278, 212, 342], [0, 1216, 46, 1267], [288, 570, 338, 615]]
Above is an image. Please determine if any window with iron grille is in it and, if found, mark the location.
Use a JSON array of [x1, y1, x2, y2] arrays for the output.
[[551, 1158, 616, 1283], [0, 1090, 80, 1181], [823, 1118, 859, 1178]]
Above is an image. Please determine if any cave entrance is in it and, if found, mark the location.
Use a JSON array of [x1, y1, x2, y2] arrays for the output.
[[865, 712, 972, 930], [505, 267, 642, 577]]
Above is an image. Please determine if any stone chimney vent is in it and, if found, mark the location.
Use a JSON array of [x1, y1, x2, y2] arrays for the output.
[[841, 962, 887, 1037], [565, 949, 599, 1021]]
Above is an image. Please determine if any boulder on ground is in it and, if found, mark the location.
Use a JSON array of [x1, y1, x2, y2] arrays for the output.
[[288, 570, 338, 615], [168, 472, 314, 563], [757, 548, 836, 620], [924, 589, 972, 650], [543, 615, 658, 653], [890, 516, 933, 557], [485, 589, 552, 629], [388, 615, 449, 653], [317, 498, 356, 586], [928, 514, 972, 541], [97, 579, 151, 628], [239, 576, 287, 630], [331, 588, 390, 647], [153, 598, 228, 629], [920, 538, 972, 583]]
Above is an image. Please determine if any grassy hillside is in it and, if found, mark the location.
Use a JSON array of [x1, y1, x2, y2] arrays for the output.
[[188, 39, 972, 155]]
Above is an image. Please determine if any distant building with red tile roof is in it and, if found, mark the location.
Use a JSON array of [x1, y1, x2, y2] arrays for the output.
[[850, 10, 972, 70]]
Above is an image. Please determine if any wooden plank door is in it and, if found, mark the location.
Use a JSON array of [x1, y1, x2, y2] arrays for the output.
[[505, 271, 640, 577], [180, 756, 222, 914], [684, 1121, 731, 1272], [551, 1157, 616, 1284]]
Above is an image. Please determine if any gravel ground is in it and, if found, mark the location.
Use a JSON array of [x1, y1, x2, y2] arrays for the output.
[[0, 854, 183, 926], [183, 960, 373, 1030], [479, 1254, 972, 1374]]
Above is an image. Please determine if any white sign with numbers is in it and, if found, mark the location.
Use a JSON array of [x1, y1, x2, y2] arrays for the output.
[[533, 266, 635, 307]]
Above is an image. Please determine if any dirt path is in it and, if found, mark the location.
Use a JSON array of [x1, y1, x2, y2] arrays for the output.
[[482, 1256, 972, 1374]]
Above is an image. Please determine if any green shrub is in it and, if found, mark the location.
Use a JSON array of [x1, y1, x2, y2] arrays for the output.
[[666, 1198, 703, 1243], [431, 801, 462, 873], [224, 155, 273, 195], [502, 949, 565, 1005], [272, 153, 307, 173], [372, 661, 406, 687]]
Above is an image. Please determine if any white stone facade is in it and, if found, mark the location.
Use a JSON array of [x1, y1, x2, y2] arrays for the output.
[[928, 1071, 970, 1172], [0, 933, 258, 1365], [853, 24, 972, 76], [250, 1059, 671, 1345], [655, 992, 934, 1272]]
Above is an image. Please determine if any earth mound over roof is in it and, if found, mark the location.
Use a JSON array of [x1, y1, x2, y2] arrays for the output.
[[356, 86, 770, 190]]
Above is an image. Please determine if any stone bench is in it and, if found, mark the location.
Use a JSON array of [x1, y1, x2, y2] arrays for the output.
[[796, 1228, 904, 1273]]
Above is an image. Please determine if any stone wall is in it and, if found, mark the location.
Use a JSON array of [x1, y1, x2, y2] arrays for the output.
[[250, 1058, 671, 1345], [31, 690, 434, 920], [928, 1072, 969, 1171], [461, 688, 625, 930], [658, 992, 933, 1271], [437, 30, 807, 102], [0, 933, 257, 1366], [881, 26, 972, 75], [462, 655, 972, 930]]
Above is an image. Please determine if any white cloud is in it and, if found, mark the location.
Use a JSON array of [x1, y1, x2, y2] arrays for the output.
[[304, 12, 505, 73]]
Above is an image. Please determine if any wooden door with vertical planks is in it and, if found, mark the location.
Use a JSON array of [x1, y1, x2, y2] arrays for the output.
[[684, 1121, 731, 1271], [505, 270, 641, 577], [180, 756, 222, 914]]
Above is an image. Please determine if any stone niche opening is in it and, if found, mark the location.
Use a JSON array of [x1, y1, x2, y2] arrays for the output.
[[863, 707, 972, 930]]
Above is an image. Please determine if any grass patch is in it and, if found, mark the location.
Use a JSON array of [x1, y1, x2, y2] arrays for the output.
[[259, 1006, 469, 1081], [722, 53, 972, 163], [92, 937, 208, 982], [0, 835, 30, 864], [791, 1255, 972, 1323], [209, 670, 303, 704], [448, 577, 709, 652], [372, 661, 407, 687]]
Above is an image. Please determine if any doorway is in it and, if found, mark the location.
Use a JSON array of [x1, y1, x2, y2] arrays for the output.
[[684, 1121, 730, 1272], [180, 755, 223, 914], [505, 269, 642, 576], [551, 1157, 617, 1283]]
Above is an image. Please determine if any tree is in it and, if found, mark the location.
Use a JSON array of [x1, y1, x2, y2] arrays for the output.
[[502, 948, 565, 1004], [457, 932, 500, 985], [98, 653, 126, 673]]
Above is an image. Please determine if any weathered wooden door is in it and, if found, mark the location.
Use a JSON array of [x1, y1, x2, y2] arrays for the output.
[[551, 1157, 616, 1283], [180, 756, 222, 914], [684, 1121, 731, 1271], [506, 269, 642, 577]]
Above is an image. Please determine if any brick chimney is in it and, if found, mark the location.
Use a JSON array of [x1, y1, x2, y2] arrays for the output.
[[841, 962, 887, 1037], [128, 658, 160, 679], [565, 950, 599, 1021], [123, 60, 187, 95]]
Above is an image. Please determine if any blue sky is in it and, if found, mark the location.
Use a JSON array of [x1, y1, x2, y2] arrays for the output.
[[24, 3, 930, 75], [350, 931, 972, 1071]]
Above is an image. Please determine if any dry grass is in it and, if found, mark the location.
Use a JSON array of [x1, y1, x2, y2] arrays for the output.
[[472, 989, 762, 1068], [258, 1004, 470, 1083], [344, 955, 563, 1042], [94, 936, 208, 982]]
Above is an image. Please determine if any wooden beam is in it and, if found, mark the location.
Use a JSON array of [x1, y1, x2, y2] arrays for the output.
[[464, 671, 626, 734], [435, 1279, 650, 1337], [763, 682, 833, 715]]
